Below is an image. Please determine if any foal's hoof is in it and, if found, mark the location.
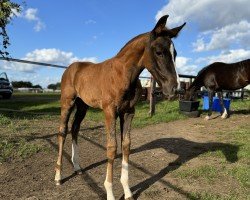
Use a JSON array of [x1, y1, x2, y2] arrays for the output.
[[125, 197, 134, 200], [204, 116, 210, 121], [55, 180, 62, 186]]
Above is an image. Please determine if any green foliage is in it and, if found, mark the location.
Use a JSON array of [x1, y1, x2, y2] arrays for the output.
[[47, 82, 61, 90], [0, 0, 21, 56], [12, 81, 42, 89]]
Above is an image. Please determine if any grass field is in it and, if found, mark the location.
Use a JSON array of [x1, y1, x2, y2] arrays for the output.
[[0, 93, 249, 199]]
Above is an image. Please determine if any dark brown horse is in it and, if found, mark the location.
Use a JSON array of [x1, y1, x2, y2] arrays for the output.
[[55, 15, 186, 200], [185, 59, 250, 120]]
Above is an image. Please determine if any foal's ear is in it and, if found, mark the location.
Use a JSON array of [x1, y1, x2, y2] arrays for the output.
[[168, 22, 186, 38], [153, 15, 169, 34]]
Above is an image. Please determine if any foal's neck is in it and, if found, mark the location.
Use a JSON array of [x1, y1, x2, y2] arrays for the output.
[[115, 32, 150, 82]]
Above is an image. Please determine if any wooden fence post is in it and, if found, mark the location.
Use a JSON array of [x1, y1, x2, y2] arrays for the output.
[[149, 77, 156, 117]]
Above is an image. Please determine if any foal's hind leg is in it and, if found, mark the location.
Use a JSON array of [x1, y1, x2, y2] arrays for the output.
[[55, 95, 75, 185], [71, 98, 89, 174], [119, 109, 135, 199]]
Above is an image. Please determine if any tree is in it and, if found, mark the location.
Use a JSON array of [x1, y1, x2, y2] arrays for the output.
[[33, 84, 42, 89], [12, 81, 42, 88], [47, 82, 61, 90], [0, 0, 21, 57], [12, 81, 32, 88]]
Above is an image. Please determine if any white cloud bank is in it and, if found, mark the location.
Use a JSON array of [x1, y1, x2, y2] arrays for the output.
[[0, 49, 98, 87], [196, 49, 250, 64], [1, 48, 98, 72], [156, 0, 250, 52]]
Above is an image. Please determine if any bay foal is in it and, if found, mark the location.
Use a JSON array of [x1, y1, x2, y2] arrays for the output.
[[185, 59, 250, 120], [55, 15, 186, 199]]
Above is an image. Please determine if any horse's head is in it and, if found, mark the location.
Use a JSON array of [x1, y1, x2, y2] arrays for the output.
[[146, 15, 186, 99], [183, 86, 197, 101]]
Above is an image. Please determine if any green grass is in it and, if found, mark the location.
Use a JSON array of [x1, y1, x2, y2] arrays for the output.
[[175, 165, 219, 182], [172, 125, 250, 200], [0, 137, 43, 163], [0, 93, 186, 127], [188, 191, 241, 200]]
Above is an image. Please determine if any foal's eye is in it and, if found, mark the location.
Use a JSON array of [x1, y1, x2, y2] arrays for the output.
[[156, 51, 163, 57]]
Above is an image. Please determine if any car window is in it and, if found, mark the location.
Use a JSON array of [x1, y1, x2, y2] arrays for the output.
[[0, 72, 8, 81]]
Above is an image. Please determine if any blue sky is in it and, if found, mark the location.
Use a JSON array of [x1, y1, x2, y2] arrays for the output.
[[1, 0, 250, 88]]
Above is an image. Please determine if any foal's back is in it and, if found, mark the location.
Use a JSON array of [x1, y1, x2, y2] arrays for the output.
[[61, 60, 131, 109]]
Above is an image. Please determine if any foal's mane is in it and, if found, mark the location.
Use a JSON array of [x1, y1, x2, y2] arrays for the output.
[[117, 32, 149, 55]]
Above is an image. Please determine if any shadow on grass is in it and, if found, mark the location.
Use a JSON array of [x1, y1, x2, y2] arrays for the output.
[[41, 129, 239, 200], [0, 94, 61, 119], [230, 109, 250, 115], [129, 137, 238, 200]]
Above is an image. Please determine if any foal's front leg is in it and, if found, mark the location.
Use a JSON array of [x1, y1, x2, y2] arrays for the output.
[[120, 111, 134, 199], [104, 107, 117, 200]]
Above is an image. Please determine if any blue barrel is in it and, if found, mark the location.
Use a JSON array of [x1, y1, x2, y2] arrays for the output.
[[202, 96, 231, 112]]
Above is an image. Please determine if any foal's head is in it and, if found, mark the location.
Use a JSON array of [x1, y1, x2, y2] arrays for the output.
[[147, 15, 186, 99]]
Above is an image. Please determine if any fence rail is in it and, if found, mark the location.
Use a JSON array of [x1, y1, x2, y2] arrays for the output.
[[0, 57, 67, 69], [0, 57, 197, 80]]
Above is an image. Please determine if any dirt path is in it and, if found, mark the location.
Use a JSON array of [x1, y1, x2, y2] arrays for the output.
[[0, 113, 249, 200]]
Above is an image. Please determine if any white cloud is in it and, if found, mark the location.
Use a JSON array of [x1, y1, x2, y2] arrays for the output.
[[193, 20, 250, 51], [1, 48, 98, 73], [19, 8, 46, 32], [139, 56, 198, 78], [0, 49, 98, 87], [34, 21, 46, 32], [156, 0, 250, 30], [24, 8, 39, 21], [176, 56, 198, 75], [156, 0, 250, 52], [197, 49, 250, 64], [85, 19, 96, 25]]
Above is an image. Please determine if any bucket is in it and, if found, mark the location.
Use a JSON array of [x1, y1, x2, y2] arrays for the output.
[[202, 96, 231, 112]]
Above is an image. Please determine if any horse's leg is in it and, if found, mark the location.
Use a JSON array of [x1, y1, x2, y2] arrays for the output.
[[119, 109, 134, 199], [218, 92, 228, 119], [205, 91, 214, 120], [55, 95, 75, 185], [103, 106, 117, 200], [71, 98, 89, 173]]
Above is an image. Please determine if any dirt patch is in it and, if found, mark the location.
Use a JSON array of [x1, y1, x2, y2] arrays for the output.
[[0, 113, 249, 200]]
